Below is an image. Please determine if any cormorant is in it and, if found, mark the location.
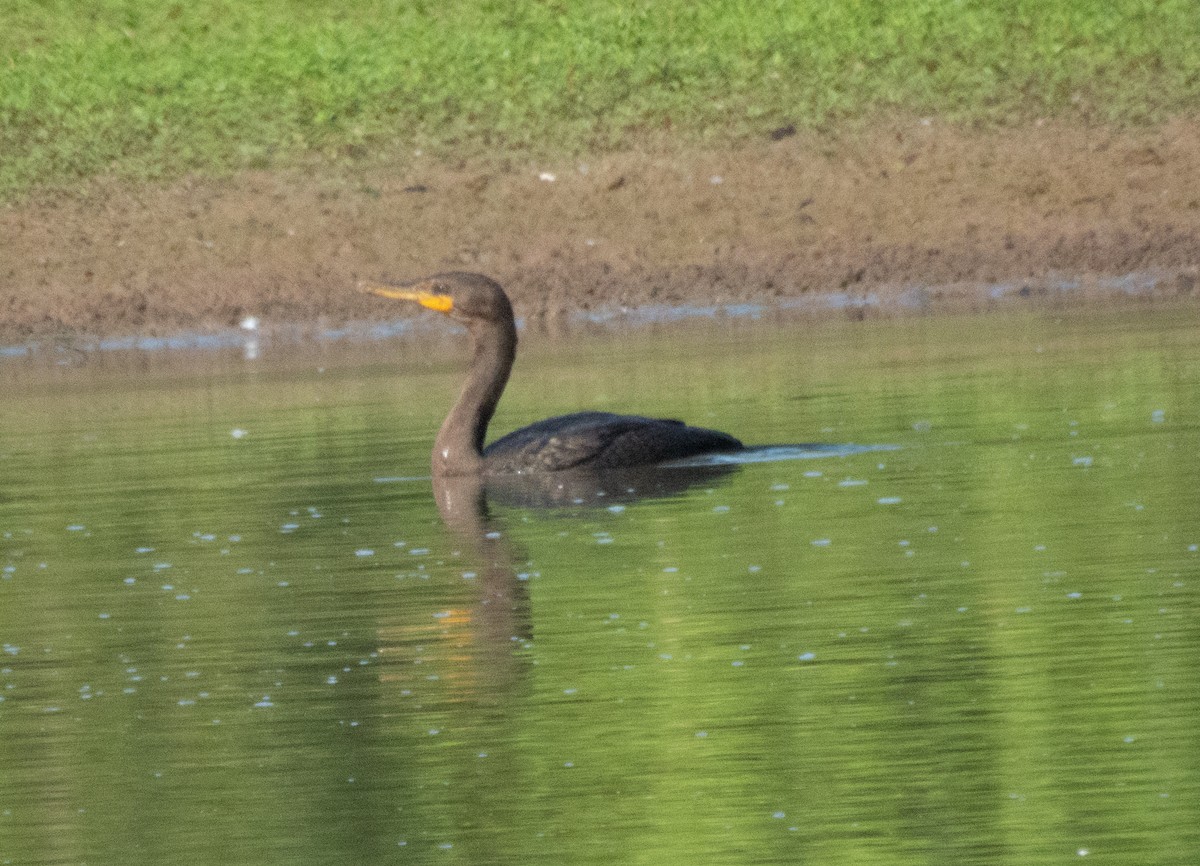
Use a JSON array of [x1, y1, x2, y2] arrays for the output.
[[363, 272, 743, 476]]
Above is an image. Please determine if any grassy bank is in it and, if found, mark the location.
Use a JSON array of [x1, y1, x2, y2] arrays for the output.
[[2, 0, 1198, 198]]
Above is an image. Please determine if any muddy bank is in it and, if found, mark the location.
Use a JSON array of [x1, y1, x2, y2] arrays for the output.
[[3, 119, 1199, 343]]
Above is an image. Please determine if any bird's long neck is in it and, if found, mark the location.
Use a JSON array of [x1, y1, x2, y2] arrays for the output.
[[432, 316, 516, 475]]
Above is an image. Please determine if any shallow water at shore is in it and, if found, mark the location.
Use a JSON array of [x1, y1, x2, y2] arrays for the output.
[[2, 309, 1199, 864], [0, 267, 1191, 361]]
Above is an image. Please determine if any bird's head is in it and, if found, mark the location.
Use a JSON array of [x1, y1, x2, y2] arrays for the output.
[[361, 272, 512, 325]]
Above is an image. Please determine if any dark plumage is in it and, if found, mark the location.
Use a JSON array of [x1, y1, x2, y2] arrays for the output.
[[362, 272, 743, 476], [485, 411, 741, 472]]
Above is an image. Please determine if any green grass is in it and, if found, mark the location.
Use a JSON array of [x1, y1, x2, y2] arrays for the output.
[[2, 0, 1199, 197]]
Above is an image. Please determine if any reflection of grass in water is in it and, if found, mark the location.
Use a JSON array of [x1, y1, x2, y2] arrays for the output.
[[512, 311, 1200, 865], [0, 310, 1199, 861], [3, 0, 1199, 196]]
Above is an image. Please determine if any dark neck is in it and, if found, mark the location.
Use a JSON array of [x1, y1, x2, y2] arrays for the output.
[[432, 316, 516, 475]]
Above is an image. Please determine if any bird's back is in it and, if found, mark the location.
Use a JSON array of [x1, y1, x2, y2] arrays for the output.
[[483, 411, 742, 473]]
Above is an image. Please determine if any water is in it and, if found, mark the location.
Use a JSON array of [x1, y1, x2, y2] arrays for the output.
[[1, 309, 1198, 864]]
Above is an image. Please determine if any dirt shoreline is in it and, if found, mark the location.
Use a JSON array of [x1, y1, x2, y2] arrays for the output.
[[3, 119, 1199, 343]]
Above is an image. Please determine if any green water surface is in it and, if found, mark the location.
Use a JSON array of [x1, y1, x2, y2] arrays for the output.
[[1, 309, 1198, 864]]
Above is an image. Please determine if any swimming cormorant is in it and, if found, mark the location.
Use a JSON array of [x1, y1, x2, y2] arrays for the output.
[[363, 272, 743, 476]]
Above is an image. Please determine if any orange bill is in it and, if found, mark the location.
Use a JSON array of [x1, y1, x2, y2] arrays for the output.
[[360, 282, 455, 313]]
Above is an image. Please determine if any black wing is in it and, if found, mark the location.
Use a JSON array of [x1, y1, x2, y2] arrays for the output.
[[484, 411, 742, 473]]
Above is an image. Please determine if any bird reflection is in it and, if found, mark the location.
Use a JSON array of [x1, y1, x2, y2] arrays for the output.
[[479, 461, 740, 509], [431, 471, 533, 655], [377, 471, 535, 698], [428, 461, 741, 677]]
